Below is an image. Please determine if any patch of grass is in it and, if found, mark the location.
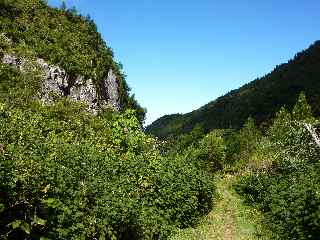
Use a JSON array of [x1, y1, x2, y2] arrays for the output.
[[170, 173, 265, 240]]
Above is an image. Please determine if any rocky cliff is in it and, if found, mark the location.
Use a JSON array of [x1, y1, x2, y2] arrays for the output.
[[0, 0, 145, 122], [2, 53, 121, 113]]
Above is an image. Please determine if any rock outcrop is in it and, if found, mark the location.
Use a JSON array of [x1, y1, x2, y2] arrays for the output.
[[104, 69, 121, 111], [1, 53, 121, 113]]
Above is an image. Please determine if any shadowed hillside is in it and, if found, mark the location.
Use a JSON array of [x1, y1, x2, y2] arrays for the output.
[[146, 41, 320, 138]]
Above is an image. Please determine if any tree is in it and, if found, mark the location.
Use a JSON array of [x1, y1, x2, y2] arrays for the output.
[[69, 6, 77, 16], [238, 117, 261, 161], [292, 92, 314, 122], [60, 0, 66, 10]]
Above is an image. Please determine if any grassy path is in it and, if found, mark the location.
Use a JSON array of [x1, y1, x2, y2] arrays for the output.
[[170, 174, 262, 240]]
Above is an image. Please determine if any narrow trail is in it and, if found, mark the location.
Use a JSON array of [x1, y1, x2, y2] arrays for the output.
[[170, 174, 261, 240]]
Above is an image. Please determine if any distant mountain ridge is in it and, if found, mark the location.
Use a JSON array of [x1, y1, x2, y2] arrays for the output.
[[146, 41, 320, 138]]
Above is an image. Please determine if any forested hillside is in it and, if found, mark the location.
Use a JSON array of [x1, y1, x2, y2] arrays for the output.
[[0, 0, 145, 122], [146, 41, 320, 138]]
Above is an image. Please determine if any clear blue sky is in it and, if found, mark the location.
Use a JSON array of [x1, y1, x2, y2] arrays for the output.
[[48, 0, 320, 125]]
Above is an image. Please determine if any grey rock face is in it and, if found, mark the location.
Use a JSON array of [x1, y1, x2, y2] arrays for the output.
[[36, 58, 69, 104], [69, 77, 98, 114], [1, 54, 121, 113], [2, 54, 25, 70], [104, 69, 121, 111]]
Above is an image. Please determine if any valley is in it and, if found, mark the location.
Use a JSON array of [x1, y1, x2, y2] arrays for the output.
[[0, 1, 319, 239]]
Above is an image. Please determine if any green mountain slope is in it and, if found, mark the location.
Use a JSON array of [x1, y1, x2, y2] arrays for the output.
[[0, 0, 145, 122], [146, 41, 320, 138]]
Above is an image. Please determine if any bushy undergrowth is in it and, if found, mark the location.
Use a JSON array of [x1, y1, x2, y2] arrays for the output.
[[237, 165, 320, 239], [236, 93, 320, 239], [154, 93, 320, 240], [0, 100, 214, 239], [185, 130, 226, 172]]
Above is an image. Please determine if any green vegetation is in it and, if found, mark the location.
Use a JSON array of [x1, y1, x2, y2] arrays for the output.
[[0, 0, 145, 122], [1, 1, 319, 239], [0, 1, 214, 239], [0, 69, 214, 238], [236, 93, 320, 239], [170, 174, 263, 240], [164, 93, 320, 239], [146, 41, 320, 138]]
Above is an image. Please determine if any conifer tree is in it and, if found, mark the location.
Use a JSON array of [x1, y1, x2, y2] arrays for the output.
[[60, 0, 66, 10], [292, 92, 314, 122]]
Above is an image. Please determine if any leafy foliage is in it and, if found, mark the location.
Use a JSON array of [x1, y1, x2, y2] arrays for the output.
[[236, 93, 320, 239], [0, 100, 214, 239], [163, 124, 204, 156], [223, 118, 262, 170], [0, 0, 145, 122], [188, 130, 226, 172]]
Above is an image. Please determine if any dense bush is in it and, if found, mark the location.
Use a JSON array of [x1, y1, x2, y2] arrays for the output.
[[183, 130, 226, 172], [221, 118, 262, 171], [163, 124, 204, 156], [237, 165, 320, 239], [162, 117, 262, 173], [236, 93, 320, 239], [0, 63, 43, 108], [0, 99, 214, 239]]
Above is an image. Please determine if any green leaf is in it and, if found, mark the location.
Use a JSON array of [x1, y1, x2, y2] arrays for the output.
[[20, 222, 31, 234], [9, 220, 22, 229], [0, 102, 5, 112], [9, 220, 30, 234], [32, 216, 47, 226], [41, 198, 57, 208], [0, 203, 5, 213]]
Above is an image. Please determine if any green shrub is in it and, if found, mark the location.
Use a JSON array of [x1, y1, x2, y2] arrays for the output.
[[236, 93, 320, 239], [223, 118, 262, 171], [0, 102, 214, 239], [186, 130, 226, 172], [164, 124, 204, 156], [237, 164, 320, 240]]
